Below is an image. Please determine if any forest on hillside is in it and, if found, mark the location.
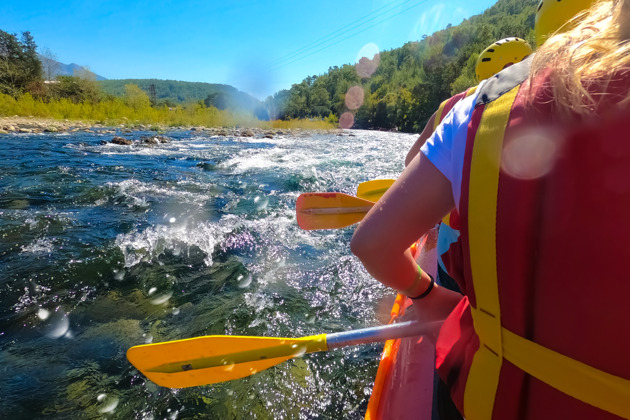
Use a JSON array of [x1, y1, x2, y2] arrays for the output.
[[266, 0, 539, 132], [98, 79, 265, 117]]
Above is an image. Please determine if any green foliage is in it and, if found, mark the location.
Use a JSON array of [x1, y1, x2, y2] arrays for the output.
[[123, 83, 151, 111], [48, 75, 103, 103], [0, 29, 43, 96], [280, 0, 538, 132], [0, 91, 336, 130]]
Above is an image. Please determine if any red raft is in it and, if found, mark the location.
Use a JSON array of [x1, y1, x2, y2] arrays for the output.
[[365, 230, 439, 420]]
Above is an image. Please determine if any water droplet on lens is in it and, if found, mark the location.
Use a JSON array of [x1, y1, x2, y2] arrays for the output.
[[237, 274, 253, 288], [150, 291, 173, 305], [291, 344, 307, 357], [97, 394, 119, 413], [40, 310, 70, 339]]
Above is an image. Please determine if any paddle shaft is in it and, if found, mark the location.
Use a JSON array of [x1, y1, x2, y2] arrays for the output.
[[327, 320, 435, 349], [300, 206, 373, 215]]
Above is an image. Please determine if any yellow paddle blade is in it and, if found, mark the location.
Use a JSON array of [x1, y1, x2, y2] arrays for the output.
[[356, 179, 396, 202], [296, 192, 374, 230], [127, 334, 328, 388]]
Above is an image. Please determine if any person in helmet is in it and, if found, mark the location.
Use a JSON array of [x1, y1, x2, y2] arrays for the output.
[[404, 37, 533, 166], [352, 0, 630, 418], [404, 37, 533, 294], [475, 37, 533, 82]]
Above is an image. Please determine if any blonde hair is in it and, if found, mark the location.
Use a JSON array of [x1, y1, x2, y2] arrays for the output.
[[529, 0, 630, 119]]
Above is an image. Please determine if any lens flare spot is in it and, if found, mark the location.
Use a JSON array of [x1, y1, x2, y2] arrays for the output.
[[345, 86, 365, 110], [355, 43, 380, 78], [339, 112, 355, 129], [501, 131, 558, 180]]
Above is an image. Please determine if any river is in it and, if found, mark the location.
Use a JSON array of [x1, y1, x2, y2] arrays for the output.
[[0, 128, 417, 419]]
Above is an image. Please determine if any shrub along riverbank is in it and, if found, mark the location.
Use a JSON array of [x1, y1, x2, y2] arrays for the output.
[[0, 92, 337, 131]]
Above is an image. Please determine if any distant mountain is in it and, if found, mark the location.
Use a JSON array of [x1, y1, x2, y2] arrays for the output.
[[98, 79, 265, 116], [38, 55, 107, 81]]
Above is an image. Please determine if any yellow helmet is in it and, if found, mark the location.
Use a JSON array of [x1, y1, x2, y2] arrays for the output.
[[475, 37, 533, 82], [535, 0, 595, 47]]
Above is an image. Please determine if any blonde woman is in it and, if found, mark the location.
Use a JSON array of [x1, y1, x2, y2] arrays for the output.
[[352, 0, 630, 418]]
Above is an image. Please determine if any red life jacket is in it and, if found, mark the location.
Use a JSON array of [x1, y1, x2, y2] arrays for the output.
[[436, 57, 630, 419]]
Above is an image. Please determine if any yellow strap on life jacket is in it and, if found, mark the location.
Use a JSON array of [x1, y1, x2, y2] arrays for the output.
[[463, 85, 630, 420], [434, 86, 478, 131], [434, 99, 449, 131], [463, 84, 519, 420], [503, 329, 630, 419], [465, 86, 478, 98]]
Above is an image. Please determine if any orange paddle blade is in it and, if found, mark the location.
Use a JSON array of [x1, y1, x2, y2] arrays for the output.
[[127, 334, 327, 388], [296, 192, 374, 230], [356, 179, 396, 202]]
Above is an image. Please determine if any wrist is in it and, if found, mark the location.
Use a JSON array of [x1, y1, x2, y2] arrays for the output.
[[402, 265, 435, 299]]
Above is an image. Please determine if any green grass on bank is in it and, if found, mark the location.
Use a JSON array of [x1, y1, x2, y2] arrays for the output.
[[0, 93, 338, 130]]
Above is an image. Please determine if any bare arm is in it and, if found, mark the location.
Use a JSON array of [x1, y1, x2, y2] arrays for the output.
[[350, 152, 462, 322], [405, 111, 437, 166], [351, 151, 453, 292]]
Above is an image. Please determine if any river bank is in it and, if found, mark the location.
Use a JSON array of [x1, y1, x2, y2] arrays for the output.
[[0, 116, 344, 139]]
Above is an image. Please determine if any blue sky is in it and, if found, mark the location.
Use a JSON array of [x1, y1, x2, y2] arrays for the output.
[[1, 0, 497, 99]]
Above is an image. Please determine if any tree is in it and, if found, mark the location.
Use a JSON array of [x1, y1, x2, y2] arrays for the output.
[[39, 47, 59, 81], [50, 75, 103, 103], [123, 84, 151, 111], [204, 92, 229, 110], [0, 29, 43, 96]]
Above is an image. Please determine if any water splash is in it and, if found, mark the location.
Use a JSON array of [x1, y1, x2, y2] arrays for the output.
[[115, 221, 222, 267]]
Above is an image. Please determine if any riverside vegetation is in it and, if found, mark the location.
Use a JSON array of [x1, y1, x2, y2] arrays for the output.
[[1, 0, 536, 133], [0, 30, 337, 131]]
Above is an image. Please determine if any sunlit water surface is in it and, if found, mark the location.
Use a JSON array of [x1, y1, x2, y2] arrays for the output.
[[0, 128, 416, 419]]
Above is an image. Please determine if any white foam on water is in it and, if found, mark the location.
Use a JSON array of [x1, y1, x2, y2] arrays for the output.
[[21, 237, 55, 254], [104, 178, 215, 211], [220, 146, 323, 175]]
